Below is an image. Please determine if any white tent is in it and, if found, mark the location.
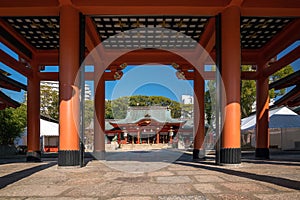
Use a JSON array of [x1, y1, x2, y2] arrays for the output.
[[241, 106, 300, 131], [16, 119, 59, 146], [40, 119, 59, 152], [40, 119, 59, 137], [241, 107, 300, 150]]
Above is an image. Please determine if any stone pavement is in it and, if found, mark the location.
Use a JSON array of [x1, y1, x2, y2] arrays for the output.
[[0, 150, 299, 200]]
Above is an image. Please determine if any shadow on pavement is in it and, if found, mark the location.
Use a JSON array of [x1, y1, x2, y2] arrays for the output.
[[241, 159, 300, 166], [241, 150, 300, 166], [175, 152, 300, 191], [0, 162, 57, 189]]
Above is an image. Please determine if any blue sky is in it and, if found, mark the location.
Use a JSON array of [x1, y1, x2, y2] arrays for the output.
[[0, 41, 299, 103], [0, 43, 27, 102], [103, 65, 193, 101]]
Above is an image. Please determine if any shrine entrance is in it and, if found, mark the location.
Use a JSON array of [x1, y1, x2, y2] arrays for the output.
[[2, 1, 299, 167]]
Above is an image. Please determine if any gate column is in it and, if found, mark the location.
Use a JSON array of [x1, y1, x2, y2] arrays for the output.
[[255, 63, 270, 159], [193, 70, 205, 159], [94, 75, 106, 160], [58, 5, 80, 166], [26, 61, 40, 162], [220, 6, 241, 164]]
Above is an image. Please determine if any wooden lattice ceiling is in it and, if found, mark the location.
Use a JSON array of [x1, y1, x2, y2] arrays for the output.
[[1, 16, 295, 50], [2, 17, 60, 50], [91, 16, 209, 49], [240, 17, 293, 49]]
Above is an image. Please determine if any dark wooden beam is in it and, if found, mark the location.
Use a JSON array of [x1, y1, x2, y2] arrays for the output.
[[0, 0, 59, 16], [259, 19, 300, 64], [85, 16, 101, 52], [275, 85, 300, 106], [0, 19, 35, 61], [242, 0, 300, 17], [263, 45, 300, 77], [269, 70, 300, 90], [0, 49, 32, 77], [38, 71, 123, 81], [35, 50, 59, 66]]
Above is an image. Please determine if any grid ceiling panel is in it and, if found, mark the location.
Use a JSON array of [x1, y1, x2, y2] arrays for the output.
[[2, 16, 295, 50], [3, 17, 60, 49], [91, 16, 209, 49], [240, 17, 293, 49]]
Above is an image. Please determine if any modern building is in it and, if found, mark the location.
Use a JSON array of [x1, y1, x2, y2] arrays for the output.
[[41, 81, 92, 100], [182, 95, 194, 105]]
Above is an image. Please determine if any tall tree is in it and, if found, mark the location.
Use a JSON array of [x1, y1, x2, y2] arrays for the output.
[[240, 65, 257, 118], [0, 104, 27, 145], [240, 65, 294, 118], [204, 80, 217, 125], [84, 100, 94, 128], [105, 100, 113, 119], [40, 84, 59, 120], [205, 65, 294, 119], [106, 95, 182, 119], [181, 103, 193, 119], [269, 65, 294, 98]]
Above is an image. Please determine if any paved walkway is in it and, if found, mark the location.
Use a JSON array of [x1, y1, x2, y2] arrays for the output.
[[0, 150, 299, 200]]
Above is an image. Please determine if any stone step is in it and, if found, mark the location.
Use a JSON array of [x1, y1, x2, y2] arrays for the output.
[[120, 144, 169, 150]]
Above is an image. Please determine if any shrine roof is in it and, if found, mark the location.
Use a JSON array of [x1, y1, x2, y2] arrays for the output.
[[110, 106, 185, 125]]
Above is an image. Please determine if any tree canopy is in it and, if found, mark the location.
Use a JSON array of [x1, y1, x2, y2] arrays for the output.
[[105, 95, 182, 119], [269, 65, 294, 99], [40, 84, 59, 120], [241, 65, 294, 118], [0, 104, 27, 145], [204, 65, 294, 120]]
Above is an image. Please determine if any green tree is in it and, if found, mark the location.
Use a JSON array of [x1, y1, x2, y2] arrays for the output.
[[204, 80, 216, 125], [240, 65, 294, 118], [40, 84, 59, 120], [0, 104, 27, 145], [105, 100, 113, 119], [204, 65, 294, 119], [111, 96, 130, 119], [241, 79, 256, 118], [240, 65, 257, 118], [106, 95, 182, 119], [84, 100, 94, 127], [180, 103, 193, 118], [269, 65, 294, 98]]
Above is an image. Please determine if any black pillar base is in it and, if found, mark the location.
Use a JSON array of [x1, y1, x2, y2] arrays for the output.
[[255, 148, 269, 159], [58, 150, 80, 166], [220, 148, 241, 164], [26, 151, 41, 162]]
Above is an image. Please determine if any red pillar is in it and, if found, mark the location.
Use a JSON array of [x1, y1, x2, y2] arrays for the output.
[[124, 133, 128, 144], [156, 132, 160, 144], [221, 6, 241, 164], [26, 61, 40, 162], [193, 70, 205, 159], [94, 74, 106, 159], [255, 64, 270, 159], [58, 5, 80, 166], [137, 130, 140, 144], [117, 133, 121, 144]]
